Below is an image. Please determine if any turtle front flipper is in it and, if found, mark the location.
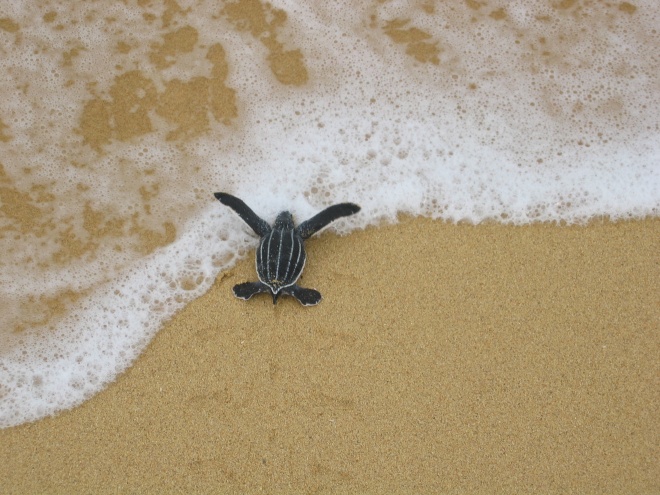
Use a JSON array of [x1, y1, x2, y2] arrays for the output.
[[282, 285, 322, 306], [214, 192, 271, 237], [233, 281, 270, 300], [295, 203, 360, 240]]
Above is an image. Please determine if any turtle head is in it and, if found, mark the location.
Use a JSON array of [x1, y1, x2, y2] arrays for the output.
[[273, 211, 294, 230]]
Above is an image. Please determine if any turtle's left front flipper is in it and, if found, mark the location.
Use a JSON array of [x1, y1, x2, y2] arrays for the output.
[[296, 203, 361, 240], [214, 192, 272, 237], [282, 285, 322, 306]]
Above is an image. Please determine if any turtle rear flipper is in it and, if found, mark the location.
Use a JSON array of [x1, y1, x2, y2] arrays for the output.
[[296, 203, 361, 239], [214, 192, 271, 237], [233, 281, 270, 300], [282, 285, 322, 306]]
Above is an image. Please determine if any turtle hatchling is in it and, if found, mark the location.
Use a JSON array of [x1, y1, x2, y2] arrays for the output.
[[214, 192, 360, 306]]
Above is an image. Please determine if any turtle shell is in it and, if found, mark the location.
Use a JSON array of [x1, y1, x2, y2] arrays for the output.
[[256, 213, 306, 293]]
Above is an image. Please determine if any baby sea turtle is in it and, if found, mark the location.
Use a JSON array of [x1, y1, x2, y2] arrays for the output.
[[214, 192, 360, 306]]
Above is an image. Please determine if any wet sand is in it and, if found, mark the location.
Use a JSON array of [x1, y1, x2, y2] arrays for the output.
[[1, 217, 658, 494]]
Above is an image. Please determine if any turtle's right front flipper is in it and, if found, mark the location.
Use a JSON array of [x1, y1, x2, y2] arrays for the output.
[[296, 203, 361, 240], [233, 281, 270, 300], [214, 192, 271, 237]]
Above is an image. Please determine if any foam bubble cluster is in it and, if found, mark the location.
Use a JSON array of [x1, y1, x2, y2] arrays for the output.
[[1, 0, 658, 427]]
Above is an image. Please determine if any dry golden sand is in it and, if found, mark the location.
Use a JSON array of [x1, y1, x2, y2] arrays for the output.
[[1, 217, 658, 494]]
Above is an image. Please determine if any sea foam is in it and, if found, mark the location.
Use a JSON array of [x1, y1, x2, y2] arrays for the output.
[[1, 0, 658, 427]]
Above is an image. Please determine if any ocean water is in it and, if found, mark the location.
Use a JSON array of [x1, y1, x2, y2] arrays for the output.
[[0, 0, 658, 428]]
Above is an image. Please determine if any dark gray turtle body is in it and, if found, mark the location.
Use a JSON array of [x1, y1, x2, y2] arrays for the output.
[[214, 192, 360, 306]]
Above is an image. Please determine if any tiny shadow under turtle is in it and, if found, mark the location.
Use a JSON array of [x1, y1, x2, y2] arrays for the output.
[[214, 192, 360, 306]]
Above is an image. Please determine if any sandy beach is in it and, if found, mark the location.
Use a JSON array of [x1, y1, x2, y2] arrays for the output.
[[1, 217, 658, 493], [1, 2, 659, 492]]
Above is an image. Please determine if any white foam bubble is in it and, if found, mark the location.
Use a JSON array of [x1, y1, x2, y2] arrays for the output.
[[1, 0, 658, 428]]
